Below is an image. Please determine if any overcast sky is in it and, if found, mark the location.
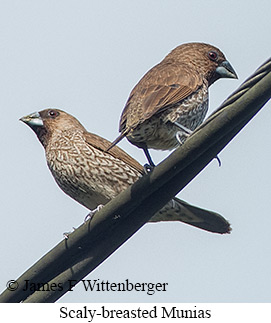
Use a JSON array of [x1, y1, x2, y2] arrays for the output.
[[1, 0, 271, 303]]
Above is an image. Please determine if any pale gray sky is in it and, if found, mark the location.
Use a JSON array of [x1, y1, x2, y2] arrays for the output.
[[1, 0, 271, 303]]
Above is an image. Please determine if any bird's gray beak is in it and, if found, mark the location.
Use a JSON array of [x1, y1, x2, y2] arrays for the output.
[[20, 112, 43, 128], [216, 60, 238, 79]]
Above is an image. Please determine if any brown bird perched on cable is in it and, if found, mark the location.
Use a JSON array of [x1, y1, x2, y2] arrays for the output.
[[20, 109, 231, 234], [108, 42, 237, 166]]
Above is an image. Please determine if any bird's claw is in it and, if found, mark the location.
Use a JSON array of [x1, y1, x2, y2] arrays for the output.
[[63, 227, 76, 240], [176, 131, 189, 145], [174, 121, 192, 145], [174, 121, 192, 135], [84, 204, 104, 222], [63, 232, 70, 240], [143, 163, 154, 174]]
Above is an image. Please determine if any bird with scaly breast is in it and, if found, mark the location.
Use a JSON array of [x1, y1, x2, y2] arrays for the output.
[[108, 42, 237, 166], [20, 108, 231, 234]]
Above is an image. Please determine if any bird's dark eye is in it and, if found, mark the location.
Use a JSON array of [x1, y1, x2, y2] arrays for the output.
[[47, 110, 59, 118], [208, 51, 218, 61]]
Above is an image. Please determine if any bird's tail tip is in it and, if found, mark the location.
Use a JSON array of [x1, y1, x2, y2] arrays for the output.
[[106, 133, 125, 151]]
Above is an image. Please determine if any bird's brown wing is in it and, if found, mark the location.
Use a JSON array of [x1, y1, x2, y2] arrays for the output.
[[84, 131, 144, 174], [83, 130, 231, 234], [120, 63, 202, 131]]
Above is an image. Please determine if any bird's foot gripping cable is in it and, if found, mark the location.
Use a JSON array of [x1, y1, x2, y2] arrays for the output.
[[84, 204, 104, 223], [143, 163, 154, 174]]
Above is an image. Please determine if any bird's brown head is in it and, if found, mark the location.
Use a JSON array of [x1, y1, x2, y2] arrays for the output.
[[165, 42, 238, 85], [20, 108, 85, 148]]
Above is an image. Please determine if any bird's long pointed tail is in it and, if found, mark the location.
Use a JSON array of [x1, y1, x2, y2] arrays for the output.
[[106, 132, 126, 151], [149, 197, 231, 234]]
